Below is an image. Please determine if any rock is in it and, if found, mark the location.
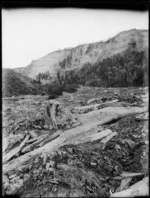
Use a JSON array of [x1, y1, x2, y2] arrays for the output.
[[24, 174, 30, 181], [9, 174, 17, 179], [115, 144, 121, 150], [90, 162, 97, 166], [3, 175, 10, 190], [46, 163, 50, 170], [5, 185, 16, 195], [122, 139, 135, 149]]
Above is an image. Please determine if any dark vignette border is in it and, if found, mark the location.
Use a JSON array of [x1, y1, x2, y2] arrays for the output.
[[1, 0, 149, 10], [0, 0, 149, 198]]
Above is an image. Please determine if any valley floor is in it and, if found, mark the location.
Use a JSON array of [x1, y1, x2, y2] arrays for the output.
[[2, 86, 149, 197]]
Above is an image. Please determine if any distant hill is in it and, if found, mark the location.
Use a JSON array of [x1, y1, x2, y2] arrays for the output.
[[3, 29, 147, 97], [2, 69, 38, 97], [14, 29, 148, 80]]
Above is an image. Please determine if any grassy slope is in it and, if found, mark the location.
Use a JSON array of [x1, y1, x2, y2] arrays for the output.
[[2, 69, 37, 97]]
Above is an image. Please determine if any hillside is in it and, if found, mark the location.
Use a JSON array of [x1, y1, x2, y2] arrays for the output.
[[14, 29, 148, 80], [61, 44, 148, 87], [2, 69, 38, 97]]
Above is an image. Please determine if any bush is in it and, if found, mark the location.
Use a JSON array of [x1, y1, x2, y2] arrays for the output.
[[118, 92, 142, 104], [47, 83, 63, 99], [47, 83, 78, 99], [62, 84, 78, 93]]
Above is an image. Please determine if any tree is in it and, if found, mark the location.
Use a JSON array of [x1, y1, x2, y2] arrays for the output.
[[35, 73, 42, 84]]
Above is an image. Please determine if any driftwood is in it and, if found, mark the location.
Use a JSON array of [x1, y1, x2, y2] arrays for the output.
[[120, 172, 144, 178], [80, 106, 147, 125], [115, 178, 132, 192], [111, 177, 149, 197], [3, 136, 67, 175], [29, 130, 38, 138], [3, 135, 30, 163], [112, 172, 144, 180], [3, 137, 9, 153], [25, 137, 38, 144], [3, 133, 25, 152], [101, 132, 117, 149], [87, 98, 101, 105], [136, 112, 148, 121], [101, 131, 117, 144], [21, 134, 48, 153], [71, 99, 118, 114], [38, 130, 62, 147], [3, 105, 147, 176], [19, 135, 30, 149], [71, 104, 101, 114], [14, 118, 27, 126], [4, 131, 58, 163], [71, 99, 122, 114], [66, 128, 113, 145], [3, 147, 21, 163]]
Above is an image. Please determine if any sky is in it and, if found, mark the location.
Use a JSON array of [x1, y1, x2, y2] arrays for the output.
[[2, 8, 148, 69]]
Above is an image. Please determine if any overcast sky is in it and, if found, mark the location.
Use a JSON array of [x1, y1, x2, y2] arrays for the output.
[[2, 8, 148, 69]]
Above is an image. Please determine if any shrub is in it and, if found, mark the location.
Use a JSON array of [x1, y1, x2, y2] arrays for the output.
[[47, 83, 63, 99], [118, 92, 142, 104], [47, 83, 78, 99], [62, 84, 78, 93]]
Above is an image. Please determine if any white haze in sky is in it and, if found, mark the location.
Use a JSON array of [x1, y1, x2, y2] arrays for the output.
[[2, 8, 148, 69]]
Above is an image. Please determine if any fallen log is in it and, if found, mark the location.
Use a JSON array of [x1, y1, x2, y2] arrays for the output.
[[101, 132, 117, 149], [101, 131, 117, 144], [112, 172, 144, 180], [3, 135, 30, 163], [120, 172, 144, 178], [29, 130, 38, 138], [21, 134, 48, 153], [13, 118, 27, 126], [19, 135, 30, 149], [115, 178, 132, 192], [80, 106, 147, 125], [3, 136, 67, 175], [38, 130, 62, 147], [71, 104, 101, 114], [25, 137, 39, 144], [87, 98, 101, 105], [3, 105, 147, 175], [3, 133, 25, 152], [3, 146, 21, 164], [111, 177, 149, 197], [2, 125, 102, 174], [136, 112, 148, 121], [66, 129, 113, 145], [71, 99, 118, 114]]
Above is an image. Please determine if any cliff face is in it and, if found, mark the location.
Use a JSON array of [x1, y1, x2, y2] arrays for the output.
[[14, 29, 148, 79]]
